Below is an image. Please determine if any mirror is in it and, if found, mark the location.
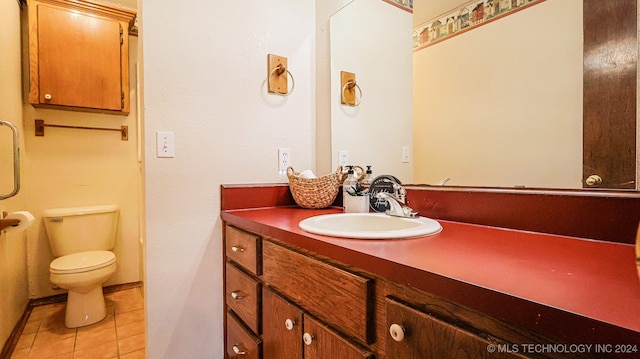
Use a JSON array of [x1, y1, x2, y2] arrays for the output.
[[330, 0, 638, 190]]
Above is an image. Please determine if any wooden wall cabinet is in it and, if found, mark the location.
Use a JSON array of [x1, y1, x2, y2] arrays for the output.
[[26, 0, 136, 114]]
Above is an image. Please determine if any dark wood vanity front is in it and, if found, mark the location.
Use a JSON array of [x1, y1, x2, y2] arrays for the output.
[[221, 184, 640, 358]]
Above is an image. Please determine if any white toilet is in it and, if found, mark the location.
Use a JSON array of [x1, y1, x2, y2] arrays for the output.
[[43, 204, 119, 328]]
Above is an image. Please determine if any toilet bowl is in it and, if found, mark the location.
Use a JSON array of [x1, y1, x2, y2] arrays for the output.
[[43, 205, 119, 328], [50, 250, 116, 327]]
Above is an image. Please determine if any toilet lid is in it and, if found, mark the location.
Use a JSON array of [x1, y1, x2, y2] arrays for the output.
[[50, 250, 116, 274]]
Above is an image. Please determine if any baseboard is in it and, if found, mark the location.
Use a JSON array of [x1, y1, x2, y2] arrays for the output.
[[0, 281, 143, 359]]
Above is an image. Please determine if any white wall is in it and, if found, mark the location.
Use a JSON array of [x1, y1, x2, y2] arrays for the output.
[[0, 0, 29, 348], [330, 0, 414, 183], [141, 0, 316, 356]]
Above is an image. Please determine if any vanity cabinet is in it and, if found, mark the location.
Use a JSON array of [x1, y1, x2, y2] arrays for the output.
[[26, 0, 135, 114], [223, 221, 594, 359]]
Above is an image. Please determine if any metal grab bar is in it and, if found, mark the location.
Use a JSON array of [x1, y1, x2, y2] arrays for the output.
[[0, 120, 20, 200]]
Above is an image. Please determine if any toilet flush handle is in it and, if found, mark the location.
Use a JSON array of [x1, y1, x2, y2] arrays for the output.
[[49, 217, 63, 223]]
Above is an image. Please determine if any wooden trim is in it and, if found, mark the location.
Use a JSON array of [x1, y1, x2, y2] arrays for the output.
[[27, 0, 136, 22]]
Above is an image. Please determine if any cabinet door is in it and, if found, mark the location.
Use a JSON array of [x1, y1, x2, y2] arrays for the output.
[[263, 288, 303, 359], [34, 2, 123, 110], [303, 315, 374, 359], [386, 298, 525, 359]]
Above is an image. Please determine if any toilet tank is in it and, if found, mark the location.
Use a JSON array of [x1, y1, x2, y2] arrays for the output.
[[43, 205, 119, 257]]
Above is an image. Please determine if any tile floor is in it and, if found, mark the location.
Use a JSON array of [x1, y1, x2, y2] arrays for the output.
[[9, 286, 145, 359]]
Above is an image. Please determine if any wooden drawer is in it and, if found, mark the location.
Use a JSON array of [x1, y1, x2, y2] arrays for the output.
[[226, 225, 261, 275], [227, 311, 261, 359], [226, 262, 261, 334], [385, 297, 526, 359], [262, 240, 373, 344]]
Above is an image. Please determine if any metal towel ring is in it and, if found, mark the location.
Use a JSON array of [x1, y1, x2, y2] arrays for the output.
[[341, 80, 362, 107], [268, 64, 295, 96]]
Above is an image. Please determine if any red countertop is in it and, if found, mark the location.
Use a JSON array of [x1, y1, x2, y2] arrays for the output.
[[221, 206, 640, 348]]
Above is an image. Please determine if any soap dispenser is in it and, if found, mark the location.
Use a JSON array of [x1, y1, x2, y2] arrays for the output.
[[363, 165, 373, 186], [343, 166, 368, 213]]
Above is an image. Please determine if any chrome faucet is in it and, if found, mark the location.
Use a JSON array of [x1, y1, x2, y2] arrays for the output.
[[375, 190, 418, 218]]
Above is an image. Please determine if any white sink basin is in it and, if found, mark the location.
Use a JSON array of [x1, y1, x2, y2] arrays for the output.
[[299, 213, 442, 239]]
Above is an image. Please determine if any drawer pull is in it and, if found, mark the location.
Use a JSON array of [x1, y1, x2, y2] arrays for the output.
[[231, 246, 245, 253], [303, 332, 314, 345], [230, 291, 244, 299], [389, 323, 405, 342], [232, 344, 246, 355], [285, 318, 296, 330]]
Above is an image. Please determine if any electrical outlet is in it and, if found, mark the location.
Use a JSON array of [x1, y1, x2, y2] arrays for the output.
[[156, 131, 175, 158], [339, 150, 349, 166], [402, 146, 410, 163], [278, 148, 291, 174]]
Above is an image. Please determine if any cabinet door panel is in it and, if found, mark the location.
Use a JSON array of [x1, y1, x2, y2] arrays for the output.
[[303, 315, 373, 359], [37, 3, 122, 110], [263, 288, 303, 359], [386, 298, 524, 359]]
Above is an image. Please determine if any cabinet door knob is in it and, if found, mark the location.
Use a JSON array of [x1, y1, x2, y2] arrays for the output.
[[389, 323, 405, 342], [231, 246, 245, 253], [44, 93, 52, 100], [232, 344, 246, 355], [230, 291, 244, 299], [285, 318, 296, 330], [303, 333, 314, 345]]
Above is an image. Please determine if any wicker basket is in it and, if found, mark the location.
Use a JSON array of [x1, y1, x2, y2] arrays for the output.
[[287, 166, 343, 209]]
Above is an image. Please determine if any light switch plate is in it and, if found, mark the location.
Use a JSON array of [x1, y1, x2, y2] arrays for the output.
[[402, 146, 410, 163], [339, 150, 349, 166], [157, 131, 175, 158]]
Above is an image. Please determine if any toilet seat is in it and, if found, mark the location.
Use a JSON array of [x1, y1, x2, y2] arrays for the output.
[[50, 250, 116, 274]]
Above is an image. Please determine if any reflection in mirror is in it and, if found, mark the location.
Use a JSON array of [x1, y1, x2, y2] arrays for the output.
[[330, 0, 413, 184], [330, 0, 638, 190]]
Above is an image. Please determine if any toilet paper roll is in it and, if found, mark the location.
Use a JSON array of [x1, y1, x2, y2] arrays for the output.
[[3, 211, 35, 233]]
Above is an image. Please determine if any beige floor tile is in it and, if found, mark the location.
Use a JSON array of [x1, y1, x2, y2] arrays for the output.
[[32, 327, 76, 347], [14, 332, 35, 350], [72, 340, 119, 359], [117, 319, 145, 339], [118, 332, 145, 355], [115, 309, 144, 326], [39, 307, 67, 331], [8, 347, 30, 359], [75, 326, 117, 350], [28, 335, 74, 358], [21, 319, 41, 335], [119, 349, 145, 359]]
